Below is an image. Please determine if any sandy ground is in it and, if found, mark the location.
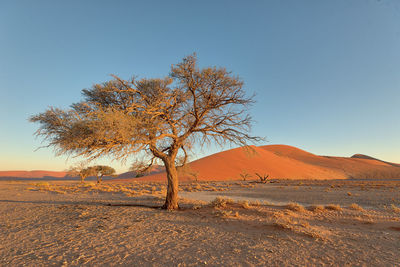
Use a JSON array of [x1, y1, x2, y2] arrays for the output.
[[0, 180, 399, 266]]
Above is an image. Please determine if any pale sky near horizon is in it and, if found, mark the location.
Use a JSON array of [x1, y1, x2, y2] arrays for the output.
[[1, 0, 399, 173]]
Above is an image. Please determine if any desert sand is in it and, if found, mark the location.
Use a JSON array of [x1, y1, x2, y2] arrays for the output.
[[1, 179, 399, 266]]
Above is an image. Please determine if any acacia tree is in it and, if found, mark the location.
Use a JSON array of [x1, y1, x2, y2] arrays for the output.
[[67, 163, 95, 183], [30, 54, 262, 210], [92, 165, 116, 183]]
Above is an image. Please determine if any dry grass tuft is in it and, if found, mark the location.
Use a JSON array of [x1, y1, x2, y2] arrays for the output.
[[36, 182, 50, 187], [250, 200, 262, 206], [210, 197, 234, 208], [285, 202, 306, 212], [325, 204, 342, 211], [349, 203, 364, 211], [271, 214, 330, 240], [307, 205, 325, 212], [215, 210, 238, 218], [263, 200, 273, 206], [239, 200, 250, 209], [391, 204, 400, 213]]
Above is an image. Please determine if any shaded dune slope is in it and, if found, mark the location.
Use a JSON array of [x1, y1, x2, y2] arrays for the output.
[[117, 165, 165, 179], [261, 145, 400, 179], [351, 154, 400, 167], [120, 145, 400, 182]]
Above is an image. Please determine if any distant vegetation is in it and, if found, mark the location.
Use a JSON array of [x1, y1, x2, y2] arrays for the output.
[[255, 173, 270, 183], [91, 165, 116, 184], [67, 163, 94, 183], [67, 163, 115, 183]]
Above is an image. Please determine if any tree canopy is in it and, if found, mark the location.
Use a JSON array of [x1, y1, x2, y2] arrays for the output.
[[92, 165, 116, 183], [67, 163, 96, 183], [31, 54, 262, 209]]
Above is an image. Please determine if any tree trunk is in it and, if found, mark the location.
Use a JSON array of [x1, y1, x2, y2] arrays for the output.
[[162, 159, 179, 210]]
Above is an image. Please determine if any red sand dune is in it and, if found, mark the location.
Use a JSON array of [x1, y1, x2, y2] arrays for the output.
[[118, 145, 400, 182], [3, 145, 399, 181], [0, 170, 67, 178]]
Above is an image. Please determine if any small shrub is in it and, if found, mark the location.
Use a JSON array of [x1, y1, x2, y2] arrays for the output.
[[255, 173, 269, 183], [239, 171, 252, 181]]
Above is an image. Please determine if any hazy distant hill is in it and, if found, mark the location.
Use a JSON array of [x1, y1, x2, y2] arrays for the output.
[[0, 170, 67, 178]]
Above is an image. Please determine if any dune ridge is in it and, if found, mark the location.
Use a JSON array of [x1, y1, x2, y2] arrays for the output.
[[126, 145, 400, 182], [3, 145, 399, 181]]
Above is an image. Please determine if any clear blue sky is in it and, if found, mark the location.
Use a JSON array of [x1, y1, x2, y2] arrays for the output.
[[1, 0, 399, 172]]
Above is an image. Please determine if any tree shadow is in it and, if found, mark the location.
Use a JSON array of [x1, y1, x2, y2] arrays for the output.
[[0, 199, 160, 209]]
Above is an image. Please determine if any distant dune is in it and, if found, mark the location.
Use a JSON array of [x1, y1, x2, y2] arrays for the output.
[[3, 145, 400, 181], [118, 145, 400, 182], [117, 165, 165, 179], [351, 154, 400, 167], [0, 166, 165, 180], [0, 170, 67, 178]]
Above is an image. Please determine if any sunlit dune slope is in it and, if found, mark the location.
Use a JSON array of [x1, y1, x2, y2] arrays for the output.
[[0, 170, 67, 178], [184, 145, 346, 180], [118, 144, 400, 182], [261, 145, 400, 179]]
